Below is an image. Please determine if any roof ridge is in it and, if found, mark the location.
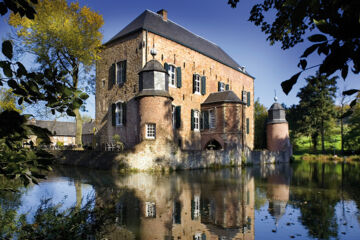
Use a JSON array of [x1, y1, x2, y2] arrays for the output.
[[145, 9, 220, 48]]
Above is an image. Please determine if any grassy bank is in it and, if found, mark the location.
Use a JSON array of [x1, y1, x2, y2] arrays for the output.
[[292, 153, 360, 163]]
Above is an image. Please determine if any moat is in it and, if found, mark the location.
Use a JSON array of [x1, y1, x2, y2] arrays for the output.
[[2, 162, 360, 240]]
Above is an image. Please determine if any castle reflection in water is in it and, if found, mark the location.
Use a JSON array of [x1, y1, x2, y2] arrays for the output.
[[59, 164, 290, 240]]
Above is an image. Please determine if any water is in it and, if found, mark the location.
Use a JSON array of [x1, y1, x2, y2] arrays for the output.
[[1, 161, 360, 240]]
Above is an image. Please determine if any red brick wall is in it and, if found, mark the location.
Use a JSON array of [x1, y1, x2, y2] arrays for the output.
[[266, 123, 289, 151], [138, 96, 173, 143]]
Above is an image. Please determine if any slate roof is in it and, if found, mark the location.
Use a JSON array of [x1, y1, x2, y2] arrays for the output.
[[34, 120, 76, 136], [106, 10, 254, 78], [201, 91, 243, 105], [33, 120, 94, 136], [139, 59, 167, 73], [82, 121, 95, 135], [269, 102, 285, 110], [136, 89, 173, 100]]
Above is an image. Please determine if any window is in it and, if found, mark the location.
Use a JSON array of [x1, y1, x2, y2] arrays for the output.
[[192, 110, 200, 131], [145, 202, 156, 218], [168, 65, 176, 87], [193, 195, 200, 219], [194, 233, 202, 240], [146, 123, 156, 139], [116, 60, 126, 85], [115, 102, 123, 126], [209, 109, 216, 129], [194, 74, 200, 94], [219, 82, 225, 92]]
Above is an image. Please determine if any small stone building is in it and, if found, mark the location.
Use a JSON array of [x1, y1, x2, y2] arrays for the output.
[[96, 9, 255, 151], [29, 120, 94, 147]]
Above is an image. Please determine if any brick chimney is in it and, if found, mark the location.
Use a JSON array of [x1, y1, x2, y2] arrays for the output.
[[157, 9, 168, 21]]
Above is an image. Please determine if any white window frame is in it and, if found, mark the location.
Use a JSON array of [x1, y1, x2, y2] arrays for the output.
[[168, 65, 176, 87], [194, 232, 202, 240], [145, 202, 156, 218], [219, 82, 225, 92], [115, 102, 123, 126], [116, 61, 125, 85], [209, 109, 216, 129], [146, 123, 156, 139], [194, 74, 200, 94], [194, 195, 200, 219], [194, 110, 200, 131]]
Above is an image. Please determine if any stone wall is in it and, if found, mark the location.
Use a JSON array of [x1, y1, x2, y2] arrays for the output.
[[53, 142, 291, 171]]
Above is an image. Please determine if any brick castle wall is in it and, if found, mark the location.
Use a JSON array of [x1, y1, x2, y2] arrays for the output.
[[95, 29, 254, 150]]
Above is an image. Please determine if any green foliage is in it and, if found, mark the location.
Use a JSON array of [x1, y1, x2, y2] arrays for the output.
[[227, 0, 360, 110], [0, 88, 21, 113], [8, 0, 103, 145], [254, 98, 267, 149], [344, 103, 360, 150], [295, 73, 337, 152]]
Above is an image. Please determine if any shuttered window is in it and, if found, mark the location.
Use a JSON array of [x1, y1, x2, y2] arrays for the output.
[[225, 84, 230, 90], [112, 102, 126, 126], [218, 82, 225, 92], [116, 60, 127, 86], [209, 109, 216, 129], [242, 90, 247, 103], [191, 110, 200, 131], [176, 67, 182, 88], [201, 76, 206, 95], [168, 65, 176, 87], [193, 74, 200, 93], [109, 64, 115, 89], [175, 106, 181, 129], [246, 118, 250, 134]]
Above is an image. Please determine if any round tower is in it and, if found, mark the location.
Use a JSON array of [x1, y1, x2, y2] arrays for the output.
[[136, 58, 173, 143], [266, 100, 290, 151]]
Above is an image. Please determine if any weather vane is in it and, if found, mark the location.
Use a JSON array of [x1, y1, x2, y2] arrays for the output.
[[274, 89, 278, 102], [150, 41, 157, 59]]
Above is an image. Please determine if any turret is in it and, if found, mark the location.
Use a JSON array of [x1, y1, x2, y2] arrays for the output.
[[266, 99, 290, 151], [136, 54, 173, 143]]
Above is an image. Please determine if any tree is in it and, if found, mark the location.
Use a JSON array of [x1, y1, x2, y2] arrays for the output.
[[0, 0, 91, 188], [296, 73, 337, 152], [227, 0, 360, 110], [254, 98, 267, 149], [344, 103, 360, 151], [0, 88, 21, 113], [8, 0, 103, 147]]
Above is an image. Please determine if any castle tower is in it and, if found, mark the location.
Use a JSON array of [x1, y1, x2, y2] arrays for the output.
[[136, 57, 174, 143], [266, 100, 290, 151]]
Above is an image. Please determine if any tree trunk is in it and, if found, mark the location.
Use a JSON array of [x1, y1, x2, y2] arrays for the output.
[[321, 119, 325, 153], [312, 132, 318, 152], [74, 108, 82, 148], [72, 63, 82, 148], [340, 105, 344, 154]]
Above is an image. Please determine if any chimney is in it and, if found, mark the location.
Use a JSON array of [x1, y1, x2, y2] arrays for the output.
[[157, 9, 168, 21]]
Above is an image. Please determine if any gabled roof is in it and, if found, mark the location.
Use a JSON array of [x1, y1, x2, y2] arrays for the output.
[[106, 10, 254, 78], [32, 120, 95, 136], [34, 120, 76, 136], [202, 91, 243, 105]]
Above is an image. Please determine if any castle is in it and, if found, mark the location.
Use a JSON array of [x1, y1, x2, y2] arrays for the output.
[[95, 9, 255, 152]]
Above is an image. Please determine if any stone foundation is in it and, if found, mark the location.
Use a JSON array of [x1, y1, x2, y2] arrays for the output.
[[52, 141, 291, 171]]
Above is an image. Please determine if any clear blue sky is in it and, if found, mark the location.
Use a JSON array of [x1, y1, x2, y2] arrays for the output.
[[0, 0, 359, 120]]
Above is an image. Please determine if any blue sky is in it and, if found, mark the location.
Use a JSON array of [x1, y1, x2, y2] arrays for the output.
[[0, 0, 359, 120]]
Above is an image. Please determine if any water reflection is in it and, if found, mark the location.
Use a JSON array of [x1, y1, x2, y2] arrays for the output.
[[2, 162, 360, 239]]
